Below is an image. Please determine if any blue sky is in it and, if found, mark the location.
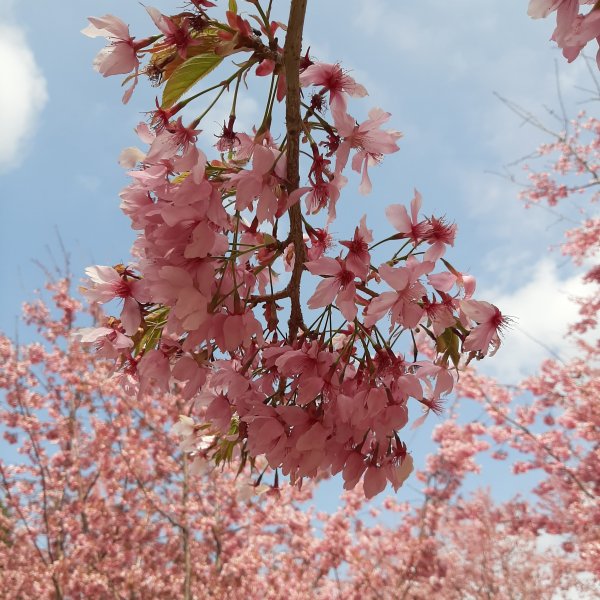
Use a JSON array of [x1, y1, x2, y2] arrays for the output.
[[0, 1, 594, 505]]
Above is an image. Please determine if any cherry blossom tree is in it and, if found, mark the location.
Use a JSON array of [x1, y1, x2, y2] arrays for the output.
[[452, 88, 600, 583], [0, 278, 341, 598], [4, 2, 600, 597], [2, 276, 598, 598]]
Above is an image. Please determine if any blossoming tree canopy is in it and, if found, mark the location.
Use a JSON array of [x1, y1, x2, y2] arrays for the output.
[[79, 0, 508, 499], [3, 280, 597, 597], [528, 0, 600, 67]]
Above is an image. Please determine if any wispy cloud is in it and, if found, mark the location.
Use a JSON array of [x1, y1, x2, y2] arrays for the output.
[[478, 258, 590, 383], [0, 13, 48, 172]]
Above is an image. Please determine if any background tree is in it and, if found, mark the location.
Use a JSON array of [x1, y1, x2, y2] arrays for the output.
[[1, 260, 598, 597]]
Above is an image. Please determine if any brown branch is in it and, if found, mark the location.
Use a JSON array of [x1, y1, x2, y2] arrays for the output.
[[0, 462, 48, 566], [14, 379, 57, 565], [116, 442, 184, 531], [356, 284, 378, 299], [182, 456, 192, 600], [283, 0, 308, 343], [249, 287, 290, 304], [211, 525, 223, 574]]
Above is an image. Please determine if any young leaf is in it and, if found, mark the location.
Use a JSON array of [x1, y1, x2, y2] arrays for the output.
[[162, 53, 223, 108]]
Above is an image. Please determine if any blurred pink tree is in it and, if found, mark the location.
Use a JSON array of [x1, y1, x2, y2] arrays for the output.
[[1, 254, 598, 596]]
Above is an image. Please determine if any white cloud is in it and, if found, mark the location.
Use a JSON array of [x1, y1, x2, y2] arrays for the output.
[[0, 19, 48, 171], [457, 170, 572, 268], [76, 174, 101, 193], [478, 258, 590, 383], [353, 1, 583, 131]]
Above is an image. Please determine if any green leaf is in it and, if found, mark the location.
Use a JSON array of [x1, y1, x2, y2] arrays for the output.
[[132, 306, 169, 355], [437, 327, 461, 369], [161, 53, 223, 108], [229, 0, 238, 13]]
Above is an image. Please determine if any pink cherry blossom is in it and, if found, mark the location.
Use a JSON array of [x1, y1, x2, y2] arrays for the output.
[[335, 108, 402, 195], [460, 300, 510, 356], [363, 465, 387, 499], [306, 227, 333, 261], [528, 0, 600, 69], [385, 189, 429, 244], [561, 10, 600, 65], [153, 266, 208, 331], [340, 215, 373, 281], [82, 15, 150, 102], [72, 325, 133, 360], [296, 150, 346, 220], [137, 348, 171, 397], [423, 215, 457, 261], [274, 341, 336, 406], [552, 0, 583, 54], [214, 311, 264, 351], [421, 294, 457, 336], [225, 145, 284, 223], [528, 0, 565, 18], [146, 7, 202, 60], [82, 15, 139, 76], [305, 257, 359, 322], [300, 62, 368, 124], [171, 355, 208, 400], [81, 265, 148, 335], [363, 259, 433, 329]]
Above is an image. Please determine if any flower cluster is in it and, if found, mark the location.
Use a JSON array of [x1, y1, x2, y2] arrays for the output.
[[79, 2, 505, 498], [528, 0, 600, 68]]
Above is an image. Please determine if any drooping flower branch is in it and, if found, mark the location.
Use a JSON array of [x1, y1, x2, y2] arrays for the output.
[[80, 0, 506, 498]]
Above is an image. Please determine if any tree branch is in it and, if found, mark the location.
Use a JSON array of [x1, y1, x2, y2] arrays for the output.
[[283, 0, 308, 342]]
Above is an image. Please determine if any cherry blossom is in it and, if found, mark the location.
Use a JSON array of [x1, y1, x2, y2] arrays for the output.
[[82, 15, 140, 76], [81, 265, 148, 335], [335, 107, 402, 195], [82, 14, 153, 102], [460, 300, 509, 357], [305, 257, 359, 321], [300, 62, 368, 124], [528, 0, 600, 67]]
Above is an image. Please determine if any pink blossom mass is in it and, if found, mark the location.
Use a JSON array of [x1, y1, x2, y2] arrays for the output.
[[528, 0, 600, 67], [73, 0, 511, 500]]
